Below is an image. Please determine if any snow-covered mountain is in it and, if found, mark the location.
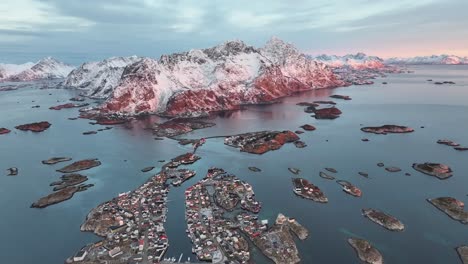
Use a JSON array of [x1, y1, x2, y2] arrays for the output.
[[0, 57, 74, 82], [313, 53, 385, 69], [0, 62, 35, 81], [385, 55, 468, 65], [95, 37, 345, 117], [61, 56, 141, 98]]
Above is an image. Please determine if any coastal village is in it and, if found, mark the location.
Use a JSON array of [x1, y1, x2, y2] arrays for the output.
[[2, 54, 467, 264]]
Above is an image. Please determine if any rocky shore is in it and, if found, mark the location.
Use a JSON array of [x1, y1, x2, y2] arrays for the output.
[[292, 178, 328, 203], [348, 238, 384, 264], [412, 163, 453, 179], [361, 125, 414, 135], [362, 209, 405, 231], [457, 246, 468, 264], [428, 197, 468, 224], [224, 130, 299, 154], [15, 121, 51, 132], [57, 159, 101, 173]]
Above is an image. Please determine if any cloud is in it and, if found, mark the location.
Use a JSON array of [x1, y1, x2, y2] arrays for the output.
[[0, 0, 467, 63]]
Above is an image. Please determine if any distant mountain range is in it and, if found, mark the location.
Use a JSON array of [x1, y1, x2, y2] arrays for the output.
[[385, 55, 468, 65], [2, 41, 466, 117], [0, 57, 74, 82], [312, 53, 385, 70]]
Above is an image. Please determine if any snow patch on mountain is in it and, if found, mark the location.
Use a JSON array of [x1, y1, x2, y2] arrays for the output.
[[60, 56, 141, 99]]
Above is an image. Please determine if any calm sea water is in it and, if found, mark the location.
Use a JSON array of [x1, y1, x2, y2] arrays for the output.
[[0, 65, 467, 264]]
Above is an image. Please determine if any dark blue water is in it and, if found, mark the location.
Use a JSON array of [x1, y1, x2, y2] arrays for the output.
[[1, 65, 467, 264]]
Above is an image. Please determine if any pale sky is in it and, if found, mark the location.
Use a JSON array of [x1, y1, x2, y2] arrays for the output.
[[0, 0, 467, 64]]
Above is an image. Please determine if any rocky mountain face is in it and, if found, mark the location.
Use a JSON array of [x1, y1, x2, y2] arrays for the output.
[[61, 56, 141, 98], [385, 55, 468, 65], [0, 57, 74, 82], [313, 53, 385, 70], [92, 38, 345, 117]]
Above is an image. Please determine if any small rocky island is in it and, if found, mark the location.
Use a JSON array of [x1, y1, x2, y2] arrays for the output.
[[330, 94, 351, 100], [385, 166, 402, 172], [437, 139, 460, 147], [300, 124, 316, 131], [292, 178, 328, 203], [361, 125, 414, 135], [337, 180, 362, 197], [6, 167, 18, 176], [166, 153, 200, 168], [313, 107, 342, 119], [252, 214, 308, 264], [0, 127, 11, 134], [224, 130, 299, 154], [412, 163, 453, 179], [57, 159, 102, 173], [319, 171, 335, 180], [50, 174, 89, 191], [49, 103, 89, 110], [15, 121, 51, 132], [31, 184, 93, 208], [348, 238, 384, 264], [362, 209, 405, 231], [152, 119, 215, 138], [427, 197, 468, 224], [288, 167, 300, 175], [248, 166, 261, 172], [42, 157, 72, 165], [141, 166, 155, 172]]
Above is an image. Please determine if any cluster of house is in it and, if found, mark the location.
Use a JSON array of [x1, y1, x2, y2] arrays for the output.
[[184, 168, 266, 263], [166, 153, 200, 168], [212, 174, 262, 213], [163, 168, 196, 187], [70, 173, 170, 263]]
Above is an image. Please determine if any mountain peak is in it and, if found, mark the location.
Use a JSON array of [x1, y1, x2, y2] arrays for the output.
[[261, 37, 301, 64]]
